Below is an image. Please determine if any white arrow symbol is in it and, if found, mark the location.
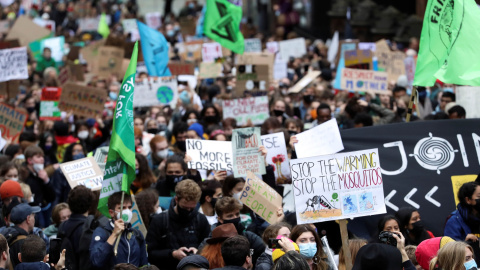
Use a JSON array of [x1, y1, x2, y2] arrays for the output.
[[385, 190, 399, 211], [404, 188, 420, 209], [425, 186, 441, 207]]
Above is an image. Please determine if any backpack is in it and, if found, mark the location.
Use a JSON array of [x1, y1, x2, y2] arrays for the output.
[[58, 219, 84, 270], [76, 215, 109, 270], [7, 235, 27, 270]]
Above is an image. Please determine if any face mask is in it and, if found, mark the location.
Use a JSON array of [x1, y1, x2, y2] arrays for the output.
[[176, 141, 186, 152], [33, 163, 44, 173], [299, 243, 317, 259], [167, 30, 176, 37], [223, 217, 242, 233], [474, 199, 480, 212], [465, 259, 478, 270], [205, 116, 217, 123], [188, 2, 195, 8], [147, 128, 159, 134], [443, 88, 454, 93], [281, 89, 289, 96], [167, 175, 184, 185], [116, 209, 133, 223], [303, 95, 314, 103], [180, 91, 190, 105], [10, 178, 18, 182], [177, 205, 193, 218], [411, 220, 424, 234], [109, 92, 118, 100], [44, 145, 52, 151], [135, 169, 139, 175], [26, 107, 36, 113], [157, 149, 169, 159], [77, 130, 89, 140], [418, 91, 427, 99], [72, 153, 85, 160], [288, 130, 297, 136], [155, 206, 162, 214], [232, 192, 244, 206], [210, 197, 218, 208], [273, 110, 284, 117], [187, 119, 197, 125], [158, 124, 167, 131], [15, 154, 25, 160]]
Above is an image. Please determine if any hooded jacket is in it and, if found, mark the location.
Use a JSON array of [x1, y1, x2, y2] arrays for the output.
[[444, 204, 479, 241], [146, 199, 211, 269]]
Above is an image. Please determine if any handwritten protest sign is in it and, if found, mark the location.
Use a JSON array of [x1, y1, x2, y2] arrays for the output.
[[273, 58, 288, 80], [39, 87, 62, 121], [133, 77, 178, 108], [375, 39, 406, 82], [33, 17, 55, 32], [266, 41, 278, 54], [358, 42, 376, 52], [6, 16, 51, 46], [294, 118, 344, 158], [58, 83, 108, 118], [240, 171, 282, 224], [0, 47, 28, 83], [78, 17, 100, 32], [278, 38, 306, 60], [186, 139, 233, 171], [290, 148, 386, 224], [97, 46, 125, 79], [237, 52, 275, 82], [404, 56, 416, 89], [60, 157, 103, 191], [0, 103, 27, 143], [235, 64, 269, 97], [232, 127, 266, 177], [131, 195, 148, 237], [261, 132, 291, 184], [168, 62, 195, 75], [336, 40, 358, 66], [199, 62, 223, 79], [344, 49, 373, 69], [179, 16, 196, 36], [244, 38, 262, 53], [222, 96, 269, 126], [288, 71, 321, 94], [80, 40, 105, 72], [178, 40, 203, 61], [202, 42, 222, 63], [340, 68, 388, 94], [145, 12, 162, 30], [451, 175, 477, 207]]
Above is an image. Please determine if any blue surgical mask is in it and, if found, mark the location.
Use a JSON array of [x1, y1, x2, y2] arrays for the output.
[[465, 259, 477, 270], [73, 153, 85, 160], [443, 87, 454, 93], [135, 169, 139, 175], [299, 243, 317, 259], [167, 30, 175, 37], [109, 92, 118, 100]]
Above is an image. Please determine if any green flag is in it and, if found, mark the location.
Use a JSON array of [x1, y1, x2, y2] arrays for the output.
[[98, 13, 110, 39], [204, 0, 244, 54], [414, 0, 480, 86], [97, 42, 138, 217]]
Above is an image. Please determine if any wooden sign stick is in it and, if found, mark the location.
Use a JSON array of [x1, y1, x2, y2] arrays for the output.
[[339, 219, 353, 270]]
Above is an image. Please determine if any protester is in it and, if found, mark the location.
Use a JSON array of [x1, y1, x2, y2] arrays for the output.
[[216, 235, 253, 270], [176, 255, 210, 270], [429, 241, 476, 270], [256, 222, 292, 270], [131, 154, 156, 194], [15, 235, 50, 270], [289, 225, 332, 270], [200, 223, 238, 269], [0, 235, 8, 270], [155, 154, 201, 197], [395, 207, 434, 245], [135, 188, 161, 226], [415, 237, 455, 270], [43, 203, 70, 239], [199, 180, 222, 225], [271, 250, 310, 270], [338, 239, 367, 270]]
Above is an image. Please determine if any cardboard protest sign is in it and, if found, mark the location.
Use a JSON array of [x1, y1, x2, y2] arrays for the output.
[[58, 83, 108, 118], [404, 56, 416, 89], [0, 103, 27, 143], [288, 71, 321, 94], [33, 17, 55, 32], [202, 42, 223, 63], [278, 38, 307, 60], [39, 87, 62, 121], [145, 12, 162, 30], [131, 195, 148, 237], [335, 40, 359, 67], [340, 68, 389, 94], [0, 80, 19, 100], [97, 46, 125, 79], [6, 16, 51, 46], [456, 86, 480, 119], [240, 171, 283, 224], [80, 40, 105, 72], [294, 118, 344, 158], [186, 139, 233, 171], [235, 64, 269, 97], [232, 127, 266, 177], [178, 40, 203, 61], [451, 175, 477, 207], [133, 77, 178, 108], [375, 39, 406, 82], [344, 49, 373, 69], [261, 132, 291, 184], [290, 148, 386, 224], [29, 36, 65, 65], [222, 96, 269, 126], [0, 20, 9, 34], [198, 62, 223, 79], [237, 52, 275, 82], [78, 17, 100, 32], [244, 38, 262, 53], [179, 16, 197, 37], [0, 47, 28, 83], [60, 157, 103, 191], [167, 62, 195, 75]]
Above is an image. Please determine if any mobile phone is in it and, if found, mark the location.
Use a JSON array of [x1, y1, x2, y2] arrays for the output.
[[268, 239, 280, 249], [49, 238, 62, 264]]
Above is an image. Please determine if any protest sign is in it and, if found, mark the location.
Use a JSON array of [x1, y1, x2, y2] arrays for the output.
[[58, 83, 108, 118], [39, 87, 62, 121], [78, 17, 100, 32], [198, 62, 223, 79], [6, 16, 51, 46], [232, 127, 266, 177], [273, 58, 288, 80], [137, 0, 162, 17], [60, 157, 103, 191], [278, 38, 306, 60], [266, 41, 279, 54], [97, 46, 125, 79], [202, 42, 223, 63], [0, 39, 19, 50], [80, 40, 105, 71], [33, 17, 55, 32], [290, 148, 386, 224], [0, 103, 27, 143], [29, 36, 65, 65], [344, 49, 373, 69], [122, 19, 138, 34], [404, 56, 416, 89], [0, 80, 19, 100], [340, 68, 389, 94], [335, 40, 359, 66], [145, 12, 162, 30], [131, 195, 148, 237], [133, 77, 178, 108], [237, 53, 275, 82], [239, 171, 283, 224], [294, 118, 344, 158], [178, 40, 203, 61], [235, 64, 269, 97], [93, 146, 109, 172], [456, 86, 480, 119], [358, 42, 376, 52], [244, 38, 262, 53], [375, 39, 406, 82], [451, 175, 477, 207], [186, 139, 233, 171], [0, 20, 9, 34], [261, 132, 291, 184], [179, 16, 197, 37], [288, 71, 321, 94], [0, 47, 28, 83], [167, 62, 195, 75], [222, 96, 269, 126]]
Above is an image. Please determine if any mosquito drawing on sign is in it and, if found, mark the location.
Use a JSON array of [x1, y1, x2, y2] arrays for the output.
[[302, 195, 336, 213]]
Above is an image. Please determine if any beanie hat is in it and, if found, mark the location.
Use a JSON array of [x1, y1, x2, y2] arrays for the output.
[[0, 180, 24, 200], [415, 237, 454, 270], [352, 243, 402, 270], [188, 123, 204, 139]]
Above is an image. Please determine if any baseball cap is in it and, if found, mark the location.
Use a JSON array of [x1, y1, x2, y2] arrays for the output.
[[176, 255, 209, 270], [10, 203, 41, 224], [0, 180, 24, 200]]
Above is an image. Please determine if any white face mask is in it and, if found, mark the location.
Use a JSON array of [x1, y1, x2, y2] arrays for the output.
[[33, 163, 44, 173], [156, 149, 169, 159], [78, 130, 89, 140], [9, 178, 18, 182], [233, 192, 243, 206], [116, 209, 133, 223], [155, 206, 162, 214]]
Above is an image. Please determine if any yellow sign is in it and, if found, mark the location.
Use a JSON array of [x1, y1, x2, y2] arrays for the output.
[[451, 175, 477, 207]]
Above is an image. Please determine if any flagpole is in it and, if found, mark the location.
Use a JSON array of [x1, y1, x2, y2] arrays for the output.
[[405, 86, 417, 123], [114, 191, 125, 256]]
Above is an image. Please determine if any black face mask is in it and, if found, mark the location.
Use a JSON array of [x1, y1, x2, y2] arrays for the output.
[[411, 220, 424, 235], [210, 197, 218, 208], [204, 116, 217, 123], [474, 199, 480, 212], [166, 174, 184, 186], [222, 217, 242, 233], [273, 110, 284, 117], [147, 128, 158, 134], [177, 205, 193, 219], [176, 141, 186, 152], [288, 130, 297, 136], [303, 95, 314, 103], [26, 107, 36, 113]]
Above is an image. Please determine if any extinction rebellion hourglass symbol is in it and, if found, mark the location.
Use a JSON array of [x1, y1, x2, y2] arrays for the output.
[[409, 132, 458, 174]]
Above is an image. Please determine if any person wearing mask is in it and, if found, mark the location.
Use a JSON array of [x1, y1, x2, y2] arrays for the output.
[[215, 235, 254, 270], [200, 223, 238, 269], [182, 110, 201, 127], [155, 154, 201, 197], [37, 133, 58, 176], [395, 207, 434, 246], [172, 122, 189, 154], [0, 163, 20, 182], [200, 105, 221, 135], [199, 180, 222, 225], [22, 146, 55, 228], [0, 234, 9, 270], [289, 225, 333, 270], [429, 241, 477, 270], [90, 192, 148, 269], [131, 154, 156, 195], [271, 99, 289, 125], [147, 135, 171, 177], [147, 180, 210, 269], [52, 121, 78, 162]]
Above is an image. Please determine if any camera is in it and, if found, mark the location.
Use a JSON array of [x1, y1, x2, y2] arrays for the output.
[[378, 231, 400, 247]]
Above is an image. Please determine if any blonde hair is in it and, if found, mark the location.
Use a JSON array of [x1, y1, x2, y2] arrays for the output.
[[19, 183, 32, 202], [429, 242, 472, 270], [175, 179, 202, 202], [338, 239, 367, 270]]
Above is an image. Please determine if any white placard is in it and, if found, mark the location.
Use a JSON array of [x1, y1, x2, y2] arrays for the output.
[[222, 96, 269, 126], [278, 38, 307, 60], [186, 139, 233, 171], [358, 42, 376, 52], [266, 41, 279, 54], [261, 132, 291, 183], [145, 12, 162, 30], [133, 77, 178, 108], [244, 38, 262, 53], [0, 47, 28, 83], [294, 118, 344, 158], [202, 42, 223, 63], [60, 157, 103, 191]]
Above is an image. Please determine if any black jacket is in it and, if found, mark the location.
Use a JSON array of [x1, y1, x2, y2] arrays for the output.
[[58, 214, 87, 255], [2, 226, 29, 268], [23, 170, 55, 207], [14, 262, 50, 270], [155, 171, 203, 197], [255, 251, 273, 270], [213, 266, 248, 270], [146, 200, 211, 269]]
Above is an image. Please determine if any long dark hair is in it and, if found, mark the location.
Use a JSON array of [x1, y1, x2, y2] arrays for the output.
[[395, 207, 431, 245], [290, 225, 328, 270], [38, 132, 58, 165], [63, 143, 85, 163], [135, 154, 156, 189], [135, 188, 159, 226]]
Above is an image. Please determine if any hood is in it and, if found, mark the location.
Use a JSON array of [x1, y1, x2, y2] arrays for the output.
[[14, 262, 50, 270], [415, 237, 454, 270], [168, 197, 199, 223]]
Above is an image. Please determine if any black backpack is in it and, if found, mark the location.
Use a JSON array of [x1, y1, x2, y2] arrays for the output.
[[58, 219, 84, 270], [76, 215, 109, 270]]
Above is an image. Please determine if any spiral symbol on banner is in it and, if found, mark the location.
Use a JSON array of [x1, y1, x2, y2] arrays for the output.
[[409, 132, 457, 174]]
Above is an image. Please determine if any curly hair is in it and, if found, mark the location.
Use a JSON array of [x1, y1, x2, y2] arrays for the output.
[[215, 196, 242, 218], [175, 179, 201, 202], [67, 185, 94, 214], [200, 242, 225, 269], [135, 188, 159, 226]]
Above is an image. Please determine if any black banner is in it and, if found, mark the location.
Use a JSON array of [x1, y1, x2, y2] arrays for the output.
[[340, 119, 480, 237]]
